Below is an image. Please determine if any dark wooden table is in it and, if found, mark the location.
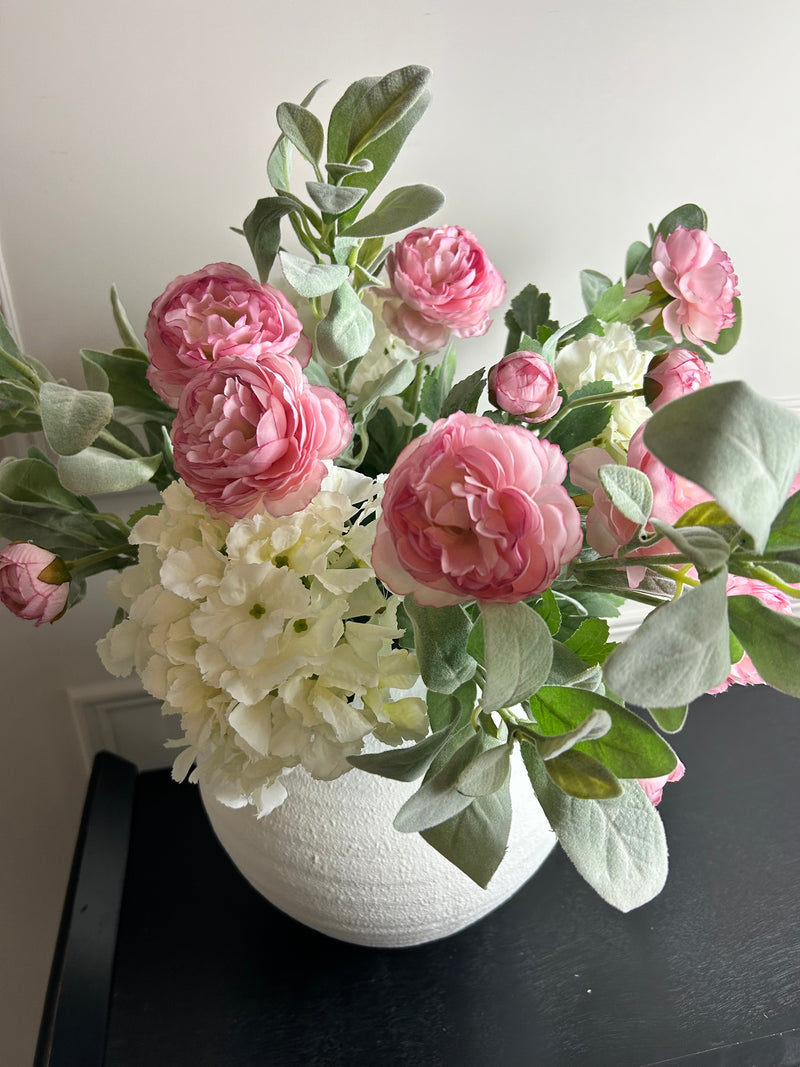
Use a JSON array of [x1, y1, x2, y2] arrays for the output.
[[36, 685, 800, 1067]]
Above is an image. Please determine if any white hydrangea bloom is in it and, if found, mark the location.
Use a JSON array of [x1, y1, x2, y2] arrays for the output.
[[98, 473, 428, 817], [555, 322, 649, 460]]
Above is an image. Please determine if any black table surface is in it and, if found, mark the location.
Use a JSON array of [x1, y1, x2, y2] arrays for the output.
[[38, 685, 800, 1067]]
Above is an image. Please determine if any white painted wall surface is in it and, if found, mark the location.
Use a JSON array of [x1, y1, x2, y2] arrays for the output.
[[1, 1, 799, 1062]]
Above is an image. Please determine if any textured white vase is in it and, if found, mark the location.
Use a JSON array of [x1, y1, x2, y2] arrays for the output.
[[200, 748, 556, 948]]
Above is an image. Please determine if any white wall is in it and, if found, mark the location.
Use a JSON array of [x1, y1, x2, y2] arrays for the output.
[[2, 1, 799, 1062]]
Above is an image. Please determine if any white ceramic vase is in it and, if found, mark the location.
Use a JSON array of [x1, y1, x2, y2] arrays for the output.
[[200, 748, 556, 948]]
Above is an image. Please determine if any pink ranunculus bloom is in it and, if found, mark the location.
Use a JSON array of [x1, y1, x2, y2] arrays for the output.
[[643, 348, 712, 411], [650, 227, 739, 345], [146, 262, 312, 406], [372, 412, 583, 606], [171, 353, 352, 520], [0, 543, 69, 626], [379, 226, 506, 354], [488, 351, 562, 423], [638, 759, 685, 806], [709, 576, 795, 694]]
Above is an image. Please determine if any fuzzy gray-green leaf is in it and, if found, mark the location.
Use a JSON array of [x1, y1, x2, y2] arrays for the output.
[[40, 381, 114, 457], [342, 184, 444, 238], [315, 282, 375, 366], [643, 381, 800, 552], [279, 252, 350, 298], [523, 747, 668, 911], [58, 447, 162, 494], [602, 570, 730, 706], [480, 601, 554, 713]]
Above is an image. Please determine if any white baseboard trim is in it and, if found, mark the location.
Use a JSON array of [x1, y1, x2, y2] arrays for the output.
[[68, 678, 172, 773]]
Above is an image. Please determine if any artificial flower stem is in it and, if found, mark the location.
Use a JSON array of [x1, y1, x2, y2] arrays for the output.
[[740, 564, 800, 598], [95, 429, 147, 461], [65, 544, 138, 574], [2, 350, 42, 390], [539, 387, 646, 438]]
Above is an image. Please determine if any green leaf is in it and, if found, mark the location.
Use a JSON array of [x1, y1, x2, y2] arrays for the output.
[[58, 447, 162, 494], [421, 775, 512, 888], [547, 640, 602, 687], [393, 730, 488, 832], [529, 685, 677, 779], [40, 381, 113, 457], [590, 281, 625, 321], [0, 456, 125, 557], [650, 520, 731, 575], [315, 282, 375, 366], [456, 741, 513, 797], [655, 203, 708, 238], [426, 679, 477, 732], [109, 286, 144, 352], [580, 270, 613, 313], [707, 296, 741, 355], [523, 747, 669, 911], [278, 252, 350, 299], [276, 102, 324, 166], [728, 595, 800, 697], [598, 464, 653, 526], [504, 285, 558, 356], [346, 65, 431, 161], [676, 500, 737, 529], [480, 601, 554, 714], [242, 196, 298, 282], [267, 135, 293, 193], [419, 347, 457, 422], [533, 708, 612, 761], [403, 597, 477, 695], [305, 182, 366, 216], [766, 490, 800, 552], [625, 240, 651, 279], [648, 706, 688, 733], [350, 359, 416, 417], [564, 617, 616, 666], [602, 569, 730, 706], [534, 588, 562, 636], [545, 381, 613, 454], [440, 368, 485, 418], [347, 722, 457, 782], [267, 79, 328, 192], [341, 183, 444, 238], [543, 747, 623, 800], [325, 159, 374, 181], [80, 349, 173, 422], [643, 381, 800, 552]]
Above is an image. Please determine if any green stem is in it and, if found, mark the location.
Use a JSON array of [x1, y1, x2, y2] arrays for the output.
[[539, 386, 645, 438], [95, 429, 145, 461], [743, 564, 800, 598], [88, 511, 134, 535], [403, 362, 426, 444], [65, 544, 137, 574], [3, 349, 42, 390]]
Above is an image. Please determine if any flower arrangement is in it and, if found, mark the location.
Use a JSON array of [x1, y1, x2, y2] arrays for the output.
[[3, 65, 800, 914]]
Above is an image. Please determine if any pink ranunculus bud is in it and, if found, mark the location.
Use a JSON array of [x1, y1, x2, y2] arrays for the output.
[[145, 262, 312, 406], [379, 226, 506, 354], [488, 351, 562, 422], [0, 543, 69, 625], [171, 352, 352, 520], [650, 227, 739, 345], [371, 412, 583, 606], [709, 576, 795, 694], [571, 426, 711, 580], [644, 348, 712, 411], [638, 759, 685, 806]]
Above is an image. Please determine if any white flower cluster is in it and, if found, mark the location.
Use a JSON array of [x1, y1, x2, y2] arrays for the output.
[[555, 322, 650, 460], [97, 471, 428, 816]]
